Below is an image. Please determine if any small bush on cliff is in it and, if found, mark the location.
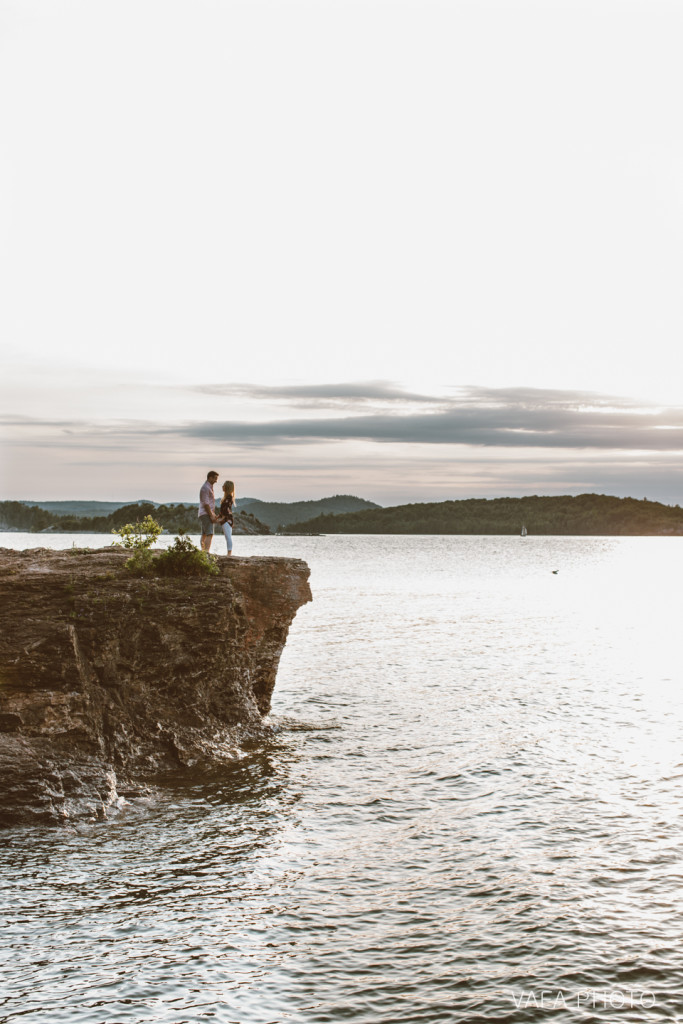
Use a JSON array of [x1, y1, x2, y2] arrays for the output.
[[155, 536, 220, 577], [113, 519, 219, 577], [112, 514, 163, 575]]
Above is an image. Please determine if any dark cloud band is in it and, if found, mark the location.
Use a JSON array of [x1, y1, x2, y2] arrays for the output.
[[4, 385, 683, 452], [192, 380, 442, 405], [180, 384, 683, 450]]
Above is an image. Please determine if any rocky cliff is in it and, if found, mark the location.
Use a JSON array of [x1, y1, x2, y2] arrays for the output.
[[0, 547, 311, 827]]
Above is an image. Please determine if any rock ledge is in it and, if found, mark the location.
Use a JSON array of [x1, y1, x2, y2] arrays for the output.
[[0, 547, 311, 826]]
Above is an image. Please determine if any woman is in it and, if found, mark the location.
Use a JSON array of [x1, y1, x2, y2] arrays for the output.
[[218, 479, 235, 555]]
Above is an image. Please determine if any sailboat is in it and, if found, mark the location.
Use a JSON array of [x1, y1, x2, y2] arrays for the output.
[[520, 525, 527, 537]]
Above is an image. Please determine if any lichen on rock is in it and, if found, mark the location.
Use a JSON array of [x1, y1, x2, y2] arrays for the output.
[[0, 547, 311, 826]]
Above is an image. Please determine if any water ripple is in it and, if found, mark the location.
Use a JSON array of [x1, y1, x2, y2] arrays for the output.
[[2, 536, 683, 1022]]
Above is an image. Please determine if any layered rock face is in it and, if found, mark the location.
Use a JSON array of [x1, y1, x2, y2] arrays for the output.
[[0, 547, 311, 826]]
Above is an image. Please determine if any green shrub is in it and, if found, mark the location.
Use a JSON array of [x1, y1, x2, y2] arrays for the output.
[[122, 548, 155, 575], [112, 514, 163, 575], [155, 536, 220, 577], [112, 514, 162, 550]]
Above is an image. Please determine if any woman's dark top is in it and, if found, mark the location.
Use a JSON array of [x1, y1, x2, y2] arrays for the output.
[[219, 496, 234, 526]]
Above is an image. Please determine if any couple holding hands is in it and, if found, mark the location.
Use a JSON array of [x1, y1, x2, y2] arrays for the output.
[[198, 470, 235, 555]]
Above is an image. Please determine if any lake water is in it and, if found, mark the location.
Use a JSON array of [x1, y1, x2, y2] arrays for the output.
[[1, 533, 683, 1023]]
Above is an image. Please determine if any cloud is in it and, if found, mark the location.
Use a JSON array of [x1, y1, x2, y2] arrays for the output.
[[3, 384, 682, 504], [191, 380, 443, 407], [177, 386, 683, 450], [4, 385, 683, 452]]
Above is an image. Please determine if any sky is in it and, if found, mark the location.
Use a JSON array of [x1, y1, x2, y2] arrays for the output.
[[1, 0, 682, 506]]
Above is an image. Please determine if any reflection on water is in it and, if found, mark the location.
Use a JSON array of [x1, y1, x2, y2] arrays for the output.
[[1, 535, 683, 1022]]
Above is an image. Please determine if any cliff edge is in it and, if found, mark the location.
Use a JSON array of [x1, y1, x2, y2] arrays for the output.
[[0, 547, 311, 826]]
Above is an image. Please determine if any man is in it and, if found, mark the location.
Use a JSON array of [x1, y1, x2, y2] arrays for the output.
[[198, 470, 219, 551]]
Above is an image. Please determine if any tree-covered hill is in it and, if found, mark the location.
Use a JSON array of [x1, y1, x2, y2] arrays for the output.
[[278, 494, 683, 536], [237, 494, 380, 530], [0, 501, 270, 536], [21, 500, 143, 517], [12, 494, 380, 532]]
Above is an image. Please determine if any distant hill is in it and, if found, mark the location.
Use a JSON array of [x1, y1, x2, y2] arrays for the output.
[[0, 501, 269, 536], [278, 494, 683, 536], [236, 494, 381, 530], [1, 494, 380, 535], [20, 495, 380, 529], [22, 500, 150, 517]]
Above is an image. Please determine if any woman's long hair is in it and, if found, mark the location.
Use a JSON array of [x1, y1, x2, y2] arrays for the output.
[[222, 480, 235, 501]]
